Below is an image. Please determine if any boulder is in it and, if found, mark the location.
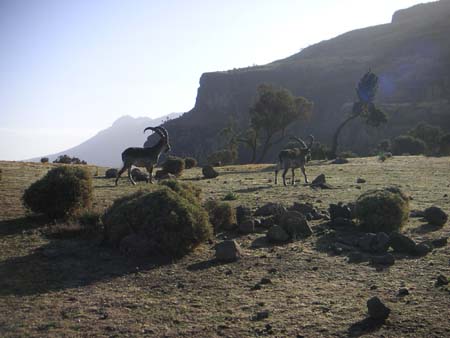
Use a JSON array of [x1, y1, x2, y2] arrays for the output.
[[329, 203, 352, 220], [311, 174, 326, 185], [431, 237, 448, 248], [356, 178, 366, 183], [202, 165, 219, 179], [389, 232, 417, 254], [154, 170, 175, 180], [131, 168, 149, 182], [357, 232, 390, 254], [370, 253, 395, 266], [289, 202, 315, 215], [254, 203, 286, 217], [367, 297, 391, 321], [215, 240, 243, 262], [331, 157, 349, 164], [267, 225, 290, 243], [105, 168, 118, 179], [415, 242, 433, 256], [236, 205, 252, 224], [278, 211, 312, 239], [239, 219, 255, 234], [424, 206, 448, 226]]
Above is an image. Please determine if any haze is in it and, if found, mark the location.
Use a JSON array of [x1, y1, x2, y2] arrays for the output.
[[0, 0, 434, 161]]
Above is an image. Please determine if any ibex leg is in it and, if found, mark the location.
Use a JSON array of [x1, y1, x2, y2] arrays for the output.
[[291, 168, 295, 185], [301, 166, 308, 183], [146, 165, 154, 184], [115, 165, 127, 186], [282, 168, 289, 186]]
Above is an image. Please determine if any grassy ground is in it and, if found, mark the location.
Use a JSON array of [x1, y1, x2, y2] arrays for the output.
[[0, 156, 449, 337]]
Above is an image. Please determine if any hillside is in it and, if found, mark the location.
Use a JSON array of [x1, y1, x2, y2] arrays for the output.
[[33, 113, 181, 167], [163, 0, 450, 161]]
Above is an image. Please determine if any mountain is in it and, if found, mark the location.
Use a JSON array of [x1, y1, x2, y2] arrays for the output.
[[162, 0, 450, 161], [34, 113, 181, 167]]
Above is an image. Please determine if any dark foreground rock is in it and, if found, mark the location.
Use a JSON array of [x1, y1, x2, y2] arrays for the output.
[[424, 206, 448, 226], [215, 240, 243, 262], [367, 297, 391, 321]]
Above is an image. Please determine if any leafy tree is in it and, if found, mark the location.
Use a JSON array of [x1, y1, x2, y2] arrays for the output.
[[237, 128, 259, 163], [249, 84, 313, 163], [330, 71, 387, 158], [408, 122, 442, 153], [392, 135, 426, 155]]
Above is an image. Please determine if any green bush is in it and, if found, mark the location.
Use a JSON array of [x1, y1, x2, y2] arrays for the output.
[[40, 157, 49, 163], [23, 166, 93, 219], [184, 157, 197, 169], [223, 191, 238, 201], [105, 168, 118, 178], [205, 200, 237, 232], [159, 179, 202, 204], [102, 185, 212, 258], [392, 135, 426, 155], [162, 156, 185, 177], [355, 187, 410, 233]]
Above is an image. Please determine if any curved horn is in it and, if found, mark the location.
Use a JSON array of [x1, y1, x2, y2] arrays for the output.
[[155, 126, 169, 139], [290, 136, 307, 149], [307, 135, 314, 149], [144, 126, 164, 138]]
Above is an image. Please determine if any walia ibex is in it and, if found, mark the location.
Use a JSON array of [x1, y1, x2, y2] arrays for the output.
[[275, 135, 314, 186], [115, 126, 171, 186]]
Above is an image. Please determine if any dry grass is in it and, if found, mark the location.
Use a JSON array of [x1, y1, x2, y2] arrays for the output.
[[0, 157, 450, 337]]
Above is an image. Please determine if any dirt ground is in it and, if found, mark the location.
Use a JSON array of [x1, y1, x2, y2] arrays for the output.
[[0, 156, 449, 337]]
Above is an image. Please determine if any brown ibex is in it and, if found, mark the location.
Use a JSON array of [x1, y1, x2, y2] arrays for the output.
[[115, 126, 171, 186], [274, 135, 314, 186]]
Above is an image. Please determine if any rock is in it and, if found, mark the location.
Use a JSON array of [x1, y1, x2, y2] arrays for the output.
[[435, 274, 449, 287], [154, 170, 175, 180], [410, 210, 425, 218], [367, 296, 391, 321], [329, 204, 352, 220], [389, 232, 417, 254], [236, 206, 252, 224], [424, 206, 448, 226], [259, 216, 276, 229], [202, 165, 219, 179], [397, 288, 409, 296], [415, 242, 433, 256], [105, 168, 118, 178], [267, 225, 290, 243], [370, 253, 395, 266], [348, 251, 368, 263], [119, 234, 153, 257], [253, 310, 270, 321], [357, 232, 390, 254], [356, 178, 366, 183], [431, 237, 448, 248], [260, 277, 272, 285], [239, 219, 255, 234], [311, 174, 326, 185], [131, 168, 149, 182], [289, 202, 315, 215], [329, 217, 356, 230], [215, 240, 243, 262], [254, 203, 286, 217], [331, 157, 349, 164], [278, 211, 312, 239], [332, 242, 354, 254]]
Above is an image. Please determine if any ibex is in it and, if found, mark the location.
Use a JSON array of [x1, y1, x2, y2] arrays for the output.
[[115, 126, 170, 186], [274, 135, 314, 186]]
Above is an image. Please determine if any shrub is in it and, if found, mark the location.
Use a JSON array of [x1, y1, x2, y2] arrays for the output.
[[355, 187, 410, 233], [377, 139, 391, 152], [40, 157, 49, 163], [102, 185, 212, 258], [205, 200, 237, 232], [223, 191, 238, 201], [162, 156, 185, 177], [184, 157, 197, 169], [105, 168, 118, 179], [131, 168, 148, 182], [392, 135, 426, 155], [159, 179, 202, 204], [311, 142, 330, 160], [23, 166, 93, 219], [408, 122, 442, 152]]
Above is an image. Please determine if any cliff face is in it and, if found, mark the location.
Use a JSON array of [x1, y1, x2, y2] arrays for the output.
[[165, 0, 450, 161]]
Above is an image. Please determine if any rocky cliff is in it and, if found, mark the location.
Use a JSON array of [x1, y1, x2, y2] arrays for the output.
[[163, 0, 450, 161]]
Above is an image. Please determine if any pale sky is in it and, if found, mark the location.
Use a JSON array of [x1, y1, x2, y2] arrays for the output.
[[0, 0, 434, 160]]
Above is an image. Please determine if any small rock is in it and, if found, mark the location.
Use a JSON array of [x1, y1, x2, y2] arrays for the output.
[[348, 251, 368, 263], [358, 233, 390, 254], [397, 288, 409, 296], [267, 225, 290, 243], [435, 274, 449, 287], [329, 204, 352, 220], [311, 174, 326, 185], [202, 165, 219, 179], [259, 216, 276, 229], [154, 170, 175, 180], [367, 296, 391, 321], [370, 253, 395, 266], [356, 178, 366, 183], [254, 203, 286, 217], [215, 240, 243, 262], [131, 168, 149, 182], [105, 168, 118, 178], [278, 211, 312, 239], [410, 210, 425, 218], [289, 202, 315, 215], [239, 219, 255, 234], [331, 157, 349, 164], [260, 277, 272, 285], [253, 310, 270, 321], [389, 232, 417, 255], [424, 206, 448, 226], [431, 237, 448, 248], [329, 217, 356, 230], [415, 242, 433, 256]]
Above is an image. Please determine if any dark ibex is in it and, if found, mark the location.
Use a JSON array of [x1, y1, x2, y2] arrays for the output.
[[275, 135, 314, 186], [115, 126, 170, 186]]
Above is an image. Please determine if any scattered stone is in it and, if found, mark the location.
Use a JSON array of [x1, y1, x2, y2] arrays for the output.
[[311, 174, 326, 185], [267, 225, 290, 243], [329, 217, 356, 230], [332, 242, 354, 254], [431, 237, 448, 248], [424, 206, 448, 227], [236, 206, 252, 225], [260, 277, 272, 285], [415, 242, 433, 256], [410, 210, 425, 218], [357, 232, 390, 254], [329, 204, 352, 220], [389, 232, 417, 255], [251, 284, 262, 291], [259, 216, 276, 229], [268, 268, 277, 274], [253, 310, 270, 321], [367, 296, 391, 321], [435, 274, 449, 287], [105, 168, 118, 178], [254, 203, 286, 217], [289, 202, 315, 215], [331, 157, 349, 164], [154, 170, 175, 180], [202, 165, 219, 179], [348, 251, 368, 263], [239, 219, 255, 234], [215, 240, 243, 262], [356, 178, 366, 184], [397, 288, 409, 296], [370, 253, 395, 266], [278, 211, 312, 239]]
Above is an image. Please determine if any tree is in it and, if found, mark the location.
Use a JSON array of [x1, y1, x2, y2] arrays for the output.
[[330, 71, 387, 159], [408, 122, 442, 153], [249, 84, 313, 163]]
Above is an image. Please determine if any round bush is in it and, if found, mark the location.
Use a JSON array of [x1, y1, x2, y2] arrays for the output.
[[40, 157, 49, 163], [102, 185, 212, 258], [205, 200, 237, 232], [23, 166, 93, 219], [159, 179, 202, 204], [105, 168, 118, 179], [392, 135, 426, 155], [184, 157, 197, 169], [162, 156, 185, 177], [131, 168, 148, 182], [355, 187, 410, 233]]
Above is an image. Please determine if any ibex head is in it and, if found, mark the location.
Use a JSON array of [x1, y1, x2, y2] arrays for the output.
[[144, 126, 171, 153]]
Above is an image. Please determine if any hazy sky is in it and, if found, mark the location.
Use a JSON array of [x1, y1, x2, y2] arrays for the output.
[[0, 0, 434, 160]]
